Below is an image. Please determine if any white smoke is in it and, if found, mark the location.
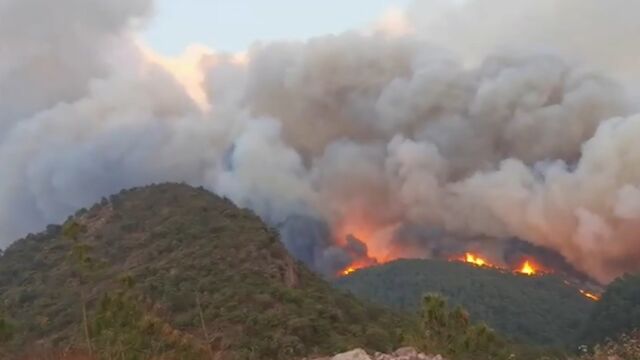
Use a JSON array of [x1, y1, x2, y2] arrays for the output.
[[0, 0, 152, 133], [406, 0, 640, 83], [2, 0, 640, 282]]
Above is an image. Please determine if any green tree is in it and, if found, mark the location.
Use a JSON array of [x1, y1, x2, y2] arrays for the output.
[[0, 310, 14, 360], [0, 311, 14, 344], [90, 276, 202, 359], [415, 294, 511, 360]]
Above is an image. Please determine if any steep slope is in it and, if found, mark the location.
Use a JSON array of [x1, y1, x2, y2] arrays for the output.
[[0, 184, 411, 359], [335, 259, 594, 347]]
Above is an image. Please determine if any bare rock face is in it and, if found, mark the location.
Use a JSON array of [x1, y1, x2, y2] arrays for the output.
[[331, 348, 372, 360], [308, 347, 444, 360], [373, 347, 437, 360]]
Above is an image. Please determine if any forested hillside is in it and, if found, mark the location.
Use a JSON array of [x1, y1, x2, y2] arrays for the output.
[[335, 259, 594, 347], [579, 273, 640, 345], [0, 184, 411, 359]]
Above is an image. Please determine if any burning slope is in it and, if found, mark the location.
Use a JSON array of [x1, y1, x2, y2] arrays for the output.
[[451, 252, 601, 301], [452, 252, 546, 275], [339, 246, 600, 302], [459, 253, 492, 267], [335, 258, 596, 347], [330, 213, 599, 287], [451, 252, 604, 302], [339, 249, 547, 277]]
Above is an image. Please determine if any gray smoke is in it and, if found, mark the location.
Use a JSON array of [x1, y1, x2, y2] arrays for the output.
[[2, 0, 640, 282], [278, 216, 375, 274]]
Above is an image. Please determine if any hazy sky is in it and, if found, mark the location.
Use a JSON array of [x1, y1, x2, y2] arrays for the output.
[[143, 0, 412, 54]]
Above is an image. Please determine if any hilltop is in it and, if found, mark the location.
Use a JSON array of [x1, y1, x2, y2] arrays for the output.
[[335, 259, 594, 348], [0, 183, 411, 359]]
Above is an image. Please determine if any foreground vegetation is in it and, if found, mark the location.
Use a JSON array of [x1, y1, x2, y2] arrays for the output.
[[4, 289, 639, 360], [411, 295, 640, 360]]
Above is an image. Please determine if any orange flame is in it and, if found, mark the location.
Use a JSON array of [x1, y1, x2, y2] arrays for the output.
[[580, 290, 601, 301], [450, 252, 498, 268], [335, 220, 551, 280], [452, 253, 547, 276], [517, 261, 537, 275], [461, 252, 492, 267], [334, 219, 385, 277], [342, 267, 357, 276], [515, 258, 549, 276], [339, 260, 373, 276]]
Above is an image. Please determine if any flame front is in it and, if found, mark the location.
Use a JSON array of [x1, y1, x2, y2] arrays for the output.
[[452, 253, 546, 276], [580, 290, 601, 301], [465, 253, 486, 266], [456, 252, 494, 267], [518, 261, 537, 276], [340, 240, 601, 302], [339, 261, 373, 276], [342, 267, 357, 276], [334, 220, 386, 277]]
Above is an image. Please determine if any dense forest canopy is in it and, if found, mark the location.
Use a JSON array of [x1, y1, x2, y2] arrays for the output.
[[579, 273, 640, 345]]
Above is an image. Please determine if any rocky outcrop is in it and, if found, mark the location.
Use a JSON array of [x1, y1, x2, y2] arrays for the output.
[[332, 348, 371, 360], [309, 347, 444, 360]]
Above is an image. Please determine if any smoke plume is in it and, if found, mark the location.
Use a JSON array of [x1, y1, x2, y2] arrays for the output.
[[2, 0, 640, 282]]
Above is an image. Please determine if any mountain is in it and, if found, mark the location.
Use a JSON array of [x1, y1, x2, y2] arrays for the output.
[[0, 183, 411, 359], [334, 259, 594, 348], [579, 273, 640, 345]]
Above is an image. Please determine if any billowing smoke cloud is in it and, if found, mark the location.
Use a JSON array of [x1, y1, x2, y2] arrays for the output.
[[2, 0, 640, 282], [0, 0, 152, 132], [407, 0, 640, 83]]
